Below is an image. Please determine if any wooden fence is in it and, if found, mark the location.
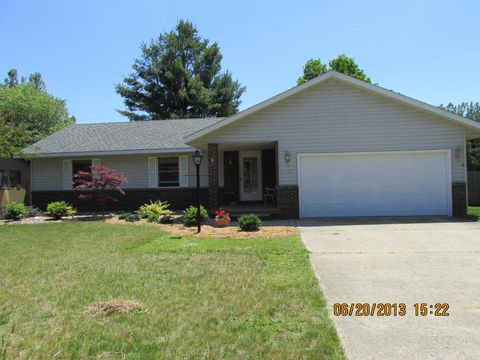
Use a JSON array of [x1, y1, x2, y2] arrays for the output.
[[0, 189, 27, 209], [468, 171, 480, 205]]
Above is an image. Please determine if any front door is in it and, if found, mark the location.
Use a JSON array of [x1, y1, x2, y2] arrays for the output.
[[239, 151, 263, 201]]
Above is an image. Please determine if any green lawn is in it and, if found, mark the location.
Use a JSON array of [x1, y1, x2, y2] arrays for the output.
[[0, 222, 344, 359], [468, 206, 480, 220]]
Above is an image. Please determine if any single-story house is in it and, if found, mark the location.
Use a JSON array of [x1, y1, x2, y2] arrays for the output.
[[17, 71, 480, 218]]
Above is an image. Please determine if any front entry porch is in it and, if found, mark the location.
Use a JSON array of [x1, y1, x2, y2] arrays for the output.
[[207, 142, 280, 216]]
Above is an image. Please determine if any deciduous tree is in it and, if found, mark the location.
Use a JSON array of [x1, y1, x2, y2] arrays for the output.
[[297, 54, 371, 85], [0, 69, 75, 157], [441, 102, 480, 170]]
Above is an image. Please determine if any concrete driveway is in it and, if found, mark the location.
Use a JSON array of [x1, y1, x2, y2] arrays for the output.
[[298, 217, 480, 360]]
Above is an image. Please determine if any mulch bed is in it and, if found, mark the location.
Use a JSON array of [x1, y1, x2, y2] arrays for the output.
[[105, 217, 297, 239]]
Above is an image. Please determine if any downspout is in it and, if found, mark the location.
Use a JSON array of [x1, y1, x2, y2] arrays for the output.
[[463, 128, 469, 211]]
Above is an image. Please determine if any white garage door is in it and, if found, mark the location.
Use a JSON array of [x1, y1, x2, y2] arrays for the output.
[[298, 151, 452, 217]]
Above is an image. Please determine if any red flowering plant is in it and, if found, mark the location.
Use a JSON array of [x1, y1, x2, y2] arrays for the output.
[[214, 210, 230, 220], [214, 210, 231, 227]]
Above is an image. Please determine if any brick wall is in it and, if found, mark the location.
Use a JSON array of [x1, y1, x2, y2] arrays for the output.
[[277, 186, 299, 218], [452, 182, 467, 217], [208, 143, 219, 211], [32, 188, 208, 212]]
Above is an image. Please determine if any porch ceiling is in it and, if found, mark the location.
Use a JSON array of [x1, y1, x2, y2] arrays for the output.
[[218, 142, 277, 151]]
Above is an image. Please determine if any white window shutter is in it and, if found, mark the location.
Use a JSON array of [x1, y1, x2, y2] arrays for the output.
[[179, 155, 189, 187], [92, 158, 101, 166], [63, 159, 72, 190], [148, 156, 158, 188]]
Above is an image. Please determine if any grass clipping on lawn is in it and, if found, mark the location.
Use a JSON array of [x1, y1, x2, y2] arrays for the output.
[[106, 218, 297, 238], [84, 299, 146, 317]]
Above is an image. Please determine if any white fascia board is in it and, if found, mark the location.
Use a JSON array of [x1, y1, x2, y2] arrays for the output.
[[14, 147, 194, 159]]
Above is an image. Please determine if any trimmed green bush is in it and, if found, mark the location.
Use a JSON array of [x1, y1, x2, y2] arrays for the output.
[[118, 213, 140, 222], [183, 205, 208, 226], [46, 201, 76, 219], [4, 202, 27, 220], [145, 212, 160, 223], [138, 201, 172, 221], [238, 214, 262, 232]]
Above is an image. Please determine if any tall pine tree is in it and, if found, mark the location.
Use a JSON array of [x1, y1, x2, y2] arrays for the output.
[[116, 20, 245, 121]]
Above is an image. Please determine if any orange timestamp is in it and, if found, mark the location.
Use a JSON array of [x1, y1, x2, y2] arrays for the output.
[[333, 303, 450, 317]]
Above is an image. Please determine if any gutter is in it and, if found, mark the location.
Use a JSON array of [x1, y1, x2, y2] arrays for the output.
[[14, 147, 194, 159]]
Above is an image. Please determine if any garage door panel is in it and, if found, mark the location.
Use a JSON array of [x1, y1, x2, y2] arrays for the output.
[[299, 152, 451, 217]]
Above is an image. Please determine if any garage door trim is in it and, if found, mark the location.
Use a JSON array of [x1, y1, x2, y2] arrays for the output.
[[297, 150, 452, 218]]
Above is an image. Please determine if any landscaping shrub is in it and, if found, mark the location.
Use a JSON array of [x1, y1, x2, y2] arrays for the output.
[[26, 206, 43, 218], [238, 214, 262, 232], [138, 201, 172, 221], [159, 215, 175, 224], [4, 202, 27, 220], [118, 213, 140, 222], [46, 201, 77, 219], [145, 212, 160, 222], [183, 205, 208, 226], [74, 165, 128, 215]]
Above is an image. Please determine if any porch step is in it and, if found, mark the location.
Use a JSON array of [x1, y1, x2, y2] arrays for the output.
[[219, 205, 280, 218]]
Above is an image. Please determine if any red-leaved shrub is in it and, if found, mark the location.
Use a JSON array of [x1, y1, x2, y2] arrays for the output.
[[74, 165, 128, 214]]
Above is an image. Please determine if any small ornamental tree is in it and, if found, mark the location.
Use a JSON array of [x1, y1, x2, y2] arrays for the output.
[[74, 165, 128, 215]]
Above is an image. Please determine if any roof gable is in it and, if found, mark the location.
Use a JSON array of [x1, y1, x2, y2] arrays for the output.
[[184, 71, 480, 143]]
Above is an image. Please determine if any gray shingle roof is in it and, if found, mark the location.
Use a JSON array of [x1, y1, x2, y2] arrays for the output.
[[21, 118, 223, 157]]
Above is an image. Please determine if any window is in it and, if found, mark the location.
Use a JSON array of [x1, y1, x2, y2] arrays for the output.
[[158, 157, 179, 187], [72, 160, 92, 187], [0, 170, 21, 189]]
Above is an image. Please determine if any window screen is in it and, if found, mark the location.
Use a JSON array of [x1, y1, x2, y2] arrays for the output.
[[0, 170, 21, 189], [158, 157, 179, 187]]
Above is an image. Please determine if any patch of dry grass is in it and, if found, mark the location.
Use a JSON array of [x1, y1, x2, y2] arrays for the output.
[[106, 217, 297, 238], [84, 299, 146, 317]]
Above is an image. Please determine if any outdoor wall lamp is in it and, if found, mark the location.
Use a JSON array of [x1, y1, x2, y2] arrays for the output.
[[192, 149, 203, 166], [455, 146, 463, 160], [284, 151, 291, 163]]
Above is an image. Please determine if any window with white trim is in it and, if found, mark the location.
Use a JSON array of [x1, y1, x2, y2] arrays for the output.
[[158, 157, 179, 187]]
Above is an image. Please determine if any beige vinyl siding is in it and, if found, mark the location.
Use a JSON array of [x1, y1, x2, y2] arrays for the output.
[[100, 155, 149, 188], [31, 158, 63, 191], [194, 145, 209, 188], [31, 153, 208, 191], [196, 78, 465, 184]]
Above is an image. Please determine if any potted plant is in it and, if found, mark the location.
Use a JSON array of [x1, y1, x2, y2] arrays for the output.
[[214, 210, 231, 227]]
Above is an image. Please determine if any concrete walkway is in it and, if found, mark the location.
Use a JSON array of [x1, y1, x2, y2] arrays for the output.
[[298, 217, 480, 360]]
